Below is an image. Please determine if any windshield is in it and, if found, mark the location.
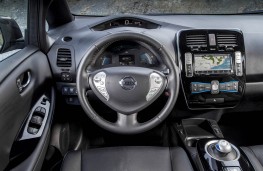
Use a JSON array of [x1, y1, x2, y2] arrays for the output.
[[67, 0, 263, 15]]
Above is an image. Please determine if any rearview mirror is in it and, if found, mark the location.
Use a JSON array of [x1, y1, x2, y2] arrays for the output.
[[0, 17, 23, 53]]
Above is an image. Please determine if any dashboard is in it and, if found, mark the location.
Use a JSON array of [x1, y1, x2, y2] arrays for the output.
[[47, 15, 263, 111]]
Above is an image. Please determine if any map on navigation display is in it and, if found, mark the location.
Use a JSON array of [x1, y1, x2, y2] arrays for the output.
[[194, 54, 232, 71]]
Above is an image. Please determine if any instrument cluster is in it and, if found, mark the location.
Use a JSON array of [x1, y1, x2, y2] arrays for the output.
[[95, 41, 160, 68]]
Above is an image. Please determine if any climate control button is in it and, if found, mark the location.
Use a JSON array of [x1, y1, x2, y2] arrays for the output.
[[191, 81, 239, 94], [211, 80, 220, 94]]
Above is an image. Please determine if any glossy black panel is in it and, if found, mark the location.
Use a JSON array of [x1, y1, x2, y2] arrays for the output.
[[178, 29, 246, 109]]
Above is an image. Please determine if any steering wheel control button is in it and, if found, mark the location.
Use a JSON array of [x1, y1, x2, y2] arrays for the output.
[[119, 76, 137, 91], [93, 72, 109, 101], [97, 87, 106, 92], [146, 73, 164, 101], [211, 80, 220, 94], [154, 77, 162, 84], [94, 76, 101, 82]]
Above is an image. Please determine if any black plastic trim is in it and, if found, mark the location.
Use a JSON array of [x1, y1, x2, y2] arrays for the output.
[[10, 87, 55, 171]]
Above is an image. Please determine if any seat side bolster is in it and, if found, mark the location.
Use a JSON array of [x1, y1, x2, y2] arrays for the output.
[[241, 147, 263, 171], [250, 145, 263, 167], [61, 151, 81, 171], [170, 147, 194, 171]]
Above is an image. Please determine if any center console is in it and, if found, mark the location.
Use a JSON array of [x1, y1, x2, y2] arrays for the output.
[[176, 118, 255, 171], [178, 29, 246, 109], [197, 139, 254, 171]]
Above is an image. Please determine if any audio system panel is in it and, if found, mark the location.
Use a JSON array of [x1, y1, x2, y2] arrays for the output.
[[178, 29, 246, 109]]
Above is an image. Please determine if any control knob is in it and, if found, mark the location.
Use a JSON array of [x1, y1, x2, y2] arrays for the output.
[[215, 140, 232, 154]]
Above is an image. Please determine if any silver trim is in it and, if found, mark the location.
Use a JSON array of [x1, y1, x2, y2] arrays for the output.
[[235, 51, 243, 76], [185, 52, 193, 77], [146, 72, 164, 101], [204, 140, 241, 162], [22, 71, 31, 89], [16, 71, 31, 92], [93, 72, 109, 101]]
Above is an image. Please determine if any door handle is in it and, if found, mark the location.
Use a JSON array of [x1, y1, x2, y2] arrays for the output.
[[16, 71, 31, 93]]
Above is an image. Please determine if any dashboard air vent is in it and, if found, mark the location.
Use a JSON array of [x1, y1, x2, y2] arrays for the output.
[[216, 34, 237, 47], [186, 34, 207, 48], [57, 48, 72, 67]]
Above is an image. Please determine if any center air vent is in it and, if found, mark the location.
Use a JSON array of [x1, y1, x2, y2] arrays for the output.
[[186, 34, 207, 48], [57, 48, 72, 67], [216, 34, 237, 47]]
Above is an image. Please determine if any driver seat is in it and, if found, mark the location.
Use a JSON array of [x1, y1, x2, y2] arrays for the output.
[[61, 146, 194, 171]]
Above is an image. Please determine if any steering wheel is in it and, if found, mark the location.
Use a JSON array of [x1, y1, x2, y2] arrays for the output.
[[76, 32, 179, 134]]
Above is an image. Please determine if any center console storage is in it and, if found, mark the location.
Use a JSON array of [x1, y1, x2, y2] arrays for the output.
[[178, 29, 246, 109], [176, 118, 223, 146], [176, 118, 255, 171]]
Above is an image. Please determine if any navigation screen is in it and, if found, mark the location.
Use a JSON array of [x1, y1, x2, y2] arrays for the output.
[[194, 54, 232, 71]]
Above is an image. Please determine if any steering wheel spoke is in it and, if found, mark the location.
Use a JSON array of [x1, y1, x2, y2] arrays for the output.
[[116, 113, 139, 127]]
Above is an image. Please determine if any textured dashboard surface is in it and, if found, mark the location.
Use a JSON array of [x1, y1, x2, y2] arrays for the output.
[[47, 15, 263, 83]]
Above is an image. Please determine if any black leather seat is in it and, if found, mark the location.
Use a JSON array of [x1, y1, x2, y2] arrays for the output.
[[61, 146, 194, 171], [241, 145, 263, 171]]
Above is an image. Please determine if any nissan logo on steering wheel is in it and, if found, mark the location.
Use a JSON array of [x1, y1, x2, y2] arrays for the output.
[[119, 76, 137, 90]]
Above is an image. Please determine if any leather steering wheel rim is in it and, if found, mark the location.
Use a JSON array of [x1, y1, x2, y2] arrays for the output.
[[76, 32, 180, 134]]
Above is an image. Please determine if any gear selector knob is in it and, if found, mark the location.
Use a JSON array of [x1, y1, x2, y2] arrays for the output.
[[215, 140, 232, 154]]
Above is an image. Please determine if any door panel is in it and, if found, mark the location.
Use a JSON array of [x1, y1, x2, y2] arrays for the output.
[[0, 46, 53, 170]]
